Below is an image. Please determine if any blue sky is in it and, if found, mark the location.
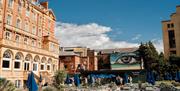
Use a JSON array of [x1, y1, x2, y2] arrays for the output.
[[47, 0, 180, 52]]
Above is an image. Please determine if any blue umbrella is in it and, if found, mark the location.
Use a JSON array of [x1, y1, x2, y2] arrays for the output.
[[26, 72, 38, 91], [88, 74, 94, 84], [65, 74, 71, 84], [150, 71, 155, 85], [74, 74, 80, 87], [124, 73, 128, 84], [175, 71, 180, 82]]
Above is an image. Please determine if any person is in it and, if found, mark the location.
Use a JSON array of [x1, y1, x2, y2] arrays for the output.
[[129, 76, 132, 85], [115, 76, 120, 86], [120, 77, 123, 86]]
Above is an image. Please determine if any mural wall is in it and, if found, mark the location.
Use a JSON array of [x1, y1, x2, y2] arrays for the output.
[[110, 52, 143, 70]]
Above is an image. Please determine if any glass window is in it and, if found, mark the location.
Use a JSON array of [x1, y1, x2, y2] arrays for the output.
[[14, 61, 20, 69], [47, 65, 50, 71], [38, 29, 42, 37], [7, 15, 12, 25], [168, 30, 176, 48], [15, 35, 20, 42], [26, 7, 30, 16], [16, 19, 21, 28], [32, 26, 36, 35], [5, 31, 11, 40], [24, 62, 29, 71], [15, 80, 21, 88], [17, 2, 21, 13], [40, 64, 45, 70], [2, 60, 10, 68], [25, 22, 29, 32], [33, 63, 38, 71], [24, 37, 28, 44], [8, 0, 13, 7]]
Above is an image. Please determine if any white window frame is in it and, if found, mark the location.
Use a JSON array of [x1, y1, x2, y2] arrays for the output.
[[26, 7, 30, 17], [8, 0, 13, 8], [7, 15, 12, 25], [25, 22, 29, 32], [40, 63, 45, 71], [14, 59, 21, 70], [15, 80, 21, 88], [2, 58, 11, 70], [32, 26, 36, 35], [16, 19, 21, 29], [15, 35, 20, 42], [24, 37, 28, 45], [24, 61, 30, 71], [33, 62, 38, 71], [17, 2, 22, 13], [5, 31, 11, 40]]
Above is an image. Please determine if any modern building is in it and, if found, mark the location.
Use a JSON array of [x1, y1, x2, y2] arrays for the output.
[[0, 0, 59, 88], [162, 6, 180, 59], [59, 47, 98, 74]]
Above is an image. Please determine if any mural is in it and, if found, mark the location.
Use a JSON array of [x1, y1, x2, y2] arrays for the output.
[[110, 52, 143, 70]]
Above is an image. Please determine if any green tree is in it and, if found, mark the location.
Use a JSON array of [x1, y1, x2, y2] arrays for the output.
[[53, 70, 67, 90], [0, 78, 16, 91]]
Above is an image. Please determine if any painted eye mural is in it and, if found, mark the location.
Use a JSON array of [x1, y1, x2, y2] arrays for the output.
[[110, 52, 142, 70]]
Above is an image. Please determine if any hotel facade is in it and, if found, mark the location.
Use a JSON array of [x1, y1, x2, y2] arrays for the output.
[[0, 0, 59, 88], [162, 6, 180, 59]]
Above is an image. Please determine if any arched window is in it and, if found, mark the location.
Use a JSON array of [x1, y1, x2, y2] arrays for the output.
[[17, 0, 22, 13], [33, 56, 39, 71], [47, 58, 52, 71], [2, 50, 12, 69], [16, 19, 21, 28], [24, 54, 31, 71], [8, 0, 13, 7], [40, 57, 46, 71], [14, 53, 22, 70], [25, 22, 29, 32]]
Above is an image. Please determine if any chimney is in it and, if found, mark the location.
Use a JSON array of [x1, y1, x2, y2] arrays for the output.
[[40, 1, 48, 9]]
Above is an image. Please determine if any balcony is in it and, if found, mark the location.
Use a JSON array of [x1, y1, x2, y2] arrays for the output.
[[0, 39, 58, 58], [43, 35, 59, 44], [5, 24, 38, 39]]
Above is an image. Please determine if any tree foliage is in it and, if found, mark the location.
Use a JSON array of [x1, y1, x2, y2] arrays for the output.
[[0, 78, 16, 91], [52, 70, 67, 89]]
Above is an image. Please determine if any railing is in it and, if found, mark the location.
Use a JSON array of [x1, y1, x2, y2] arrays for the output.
[[0, 39, 58, 58]]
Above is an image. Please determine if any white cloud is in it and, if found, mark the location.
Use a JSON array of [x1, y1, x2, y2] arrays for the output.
[[55, 22, 164, 53], [151, 39, 164, 53], [132, 34, 142, 40], [55, 22, 139, 49]]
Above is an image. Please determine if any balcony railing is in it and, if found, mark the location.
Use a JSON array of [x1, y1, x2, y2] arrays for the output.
[[43, 36, 59, 44], [0, 39, 58, 58]]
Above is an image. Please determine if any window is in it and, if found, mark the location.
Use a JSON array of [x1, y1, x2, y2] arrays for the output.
[[32, 12, 37, 21], [40, 64, 45, 71], [33, 63, 38, 71], [32, 40, 35, 46], [171, 23, 174, 28], [5, 31, 11, 40], [24, 62, 29, 71], [38, 29, 42, 37], [17, 2, 21, 13], [15, 35, 20, 42], [16, 19, 21, 28], [26, 7, 30, 16], [47, 64, 50, 71], [14, 53, 21, 70], [32, 26, 36, 35], [24, 37, 28, 44], [170, 51, 176, 55], [2, 51, 12, 69], [8, 0, 13, 7], [7, 15, 12, 25], [168, 30, 176, 48], [167, 23, 174, 28], [15, 80, 21, 88], [38, 42, 41, 48], [25, 22, 29, 32]]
